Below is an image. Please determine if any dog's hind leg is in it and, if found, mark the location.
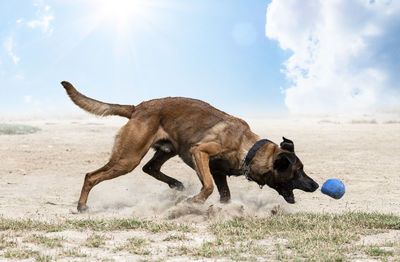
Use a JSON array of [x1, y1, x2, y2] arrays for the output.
[[142, 150, 184, 190], [77, 119, 157, 212], [77, 159, 138, 212], [85, 161, 113, 177]]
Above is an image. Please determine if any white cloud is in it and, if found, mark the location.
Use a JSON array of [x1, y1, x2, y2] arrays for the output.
[[27, 15, 54, 33], [266, 0, 400, 114], [26, 0, 54, 34], [3, 36, 20, 65]]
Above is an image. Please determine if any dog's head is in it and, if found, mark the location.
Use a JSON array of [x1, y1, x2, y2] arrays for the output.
[[248, 137, 319, 204]]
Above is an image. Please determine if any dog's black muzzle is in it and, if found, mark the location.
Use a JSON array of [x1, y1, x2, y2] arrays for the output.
[[292, 172, 319, 192]]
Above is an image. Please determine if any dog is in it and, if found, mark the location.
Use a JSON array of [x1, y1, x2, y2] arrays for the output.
[[61, 81, 319, 212]]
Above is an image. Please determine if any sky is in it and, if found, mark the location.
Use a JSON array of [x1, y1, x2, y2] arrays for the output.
[[267, 0, 400, 114], [0, 0, 399, 116]]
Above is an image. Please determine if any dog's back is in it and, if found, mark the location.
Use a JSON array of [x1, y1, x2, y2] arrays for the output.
[[61, 81, 249, 151]]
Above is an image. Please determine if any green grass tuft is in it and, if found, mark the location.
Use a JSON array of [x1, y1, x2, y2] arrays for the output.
[[0, 217, 193, 233], [85, 234, 108, 248], [0, 124, 40, 135], [115, 237, 151, 255], [3, 248, 47, 261], [59, 248, 87, 258], [23, 234, 64, 248], [367, 247, 394, 257], [163, 234, 188, 241]]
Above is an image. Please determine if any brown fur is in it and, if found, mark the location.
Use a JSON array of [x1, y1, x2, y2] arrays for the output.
[[62, 81, 135, 118], [61, 81, 318, 212]]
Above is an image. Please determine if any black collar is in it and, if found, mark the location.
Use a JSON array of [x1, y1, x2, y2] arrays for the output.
[[241, 139, 272, 181]]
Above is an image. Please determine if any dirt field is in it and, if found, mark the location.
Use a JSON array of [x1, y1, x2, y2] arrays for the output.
[[0, 114, 399, 261]]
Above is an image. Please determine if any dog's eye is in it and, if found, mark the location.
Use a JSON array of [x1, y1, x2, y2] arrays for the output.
[[294, 170, 301, 179]]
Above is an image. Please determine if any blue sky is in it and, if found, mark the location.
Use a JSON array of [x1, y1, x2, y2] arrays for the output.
[[0, 0, 290, 116], [1, 0, 399, 116]]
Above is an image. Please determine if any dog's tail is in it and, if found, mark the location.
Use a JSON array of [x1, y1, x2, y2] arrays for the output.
[[61, 81, 135, 118]]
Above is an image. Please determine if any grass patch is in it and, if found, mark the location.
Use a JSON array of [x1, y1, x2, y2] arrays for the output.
[[208, 212, 400, 261], [35, 254, 52, 262], [67, 218, 192, 232], [383, 120, 400, 124], [115, 237, 151, 255], [23, 234, 63, 248], [174, 240, 267, 261], [0, 217, 193, 233], [351, 119, 377, 124], [0, 212, 399, 261], [85, 234, 108, 248], [59, 248, 87, 258], [0, 123, 40, 135], [100, 258, 115, 262], [0, 233, 17, 250], [3, 248, 51, 261], [4, 248, 39, 259], [0, 219, 65, 232], [163, 234, 188, 242], [367, 247, 394, 257]]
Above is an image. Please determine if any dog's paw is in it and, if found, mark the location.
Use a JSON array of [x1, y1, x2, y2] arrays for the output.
[[186, 196, 205, 204], [77, 205, 89, 213], [169, 181, 185, 191], [174, 194, 188, 205], [185, 197, 196, 204], [219, 197, 231, 204]]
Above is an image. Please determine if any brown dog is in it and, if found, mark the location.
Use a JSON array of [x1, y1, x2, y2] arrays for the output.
[[61, 81, 319, 212]]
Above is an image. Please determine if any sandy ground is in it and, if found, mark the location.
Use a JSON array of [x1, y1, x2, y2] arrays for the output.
[[1, 114, 399, 221], [0, 114, 399, 261]]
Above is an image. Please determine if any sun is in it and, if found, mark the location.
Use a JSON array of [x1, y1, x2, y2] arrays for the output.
[[97, 0, 149, 23], [88, 0, 159, 33]]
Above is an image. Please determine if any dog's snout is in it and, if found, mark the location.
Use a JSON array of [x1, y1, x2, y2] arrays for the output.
[[304, 181, 319, 192], [286, 197, 295, 204]]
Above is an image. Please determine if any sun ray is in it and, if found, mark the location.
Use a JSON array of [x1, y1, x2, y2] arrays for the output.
[[88, 0, 162, 34]]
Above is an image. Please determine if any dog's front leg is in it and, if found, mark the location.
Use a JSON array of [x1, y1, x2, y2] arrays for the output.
[[189, 142, 222, 203]]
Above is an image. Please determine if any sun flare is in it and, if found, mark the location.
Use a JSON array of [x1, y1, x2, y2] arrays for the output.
[[80, 0, 173, 61], [88, 0, 158, 33]]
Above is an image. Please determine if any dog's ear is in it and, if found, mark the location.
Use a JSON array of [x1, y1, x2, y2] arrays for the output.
[[280, 137, 294, 152], [273, 152, 296, 171]]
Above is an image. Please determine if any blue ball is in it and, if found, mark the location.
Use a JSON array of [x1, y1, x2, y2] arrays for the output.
[[321, 179, 345, 199]]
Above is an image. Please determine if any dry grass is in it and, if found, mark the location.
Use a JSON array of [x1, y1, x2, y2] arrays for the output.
[[23, 234, 64, 248], [383, 120, 400, 124], [0, 217, 192, 232], [318, 119, 341, 124], [208, 212, 400, 261], [114, 237, 151, 255], [84, 234, 108, 248], [0, 212, 399, 261], [351, 119, 377, 124], [58, 248, 87, 258]]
